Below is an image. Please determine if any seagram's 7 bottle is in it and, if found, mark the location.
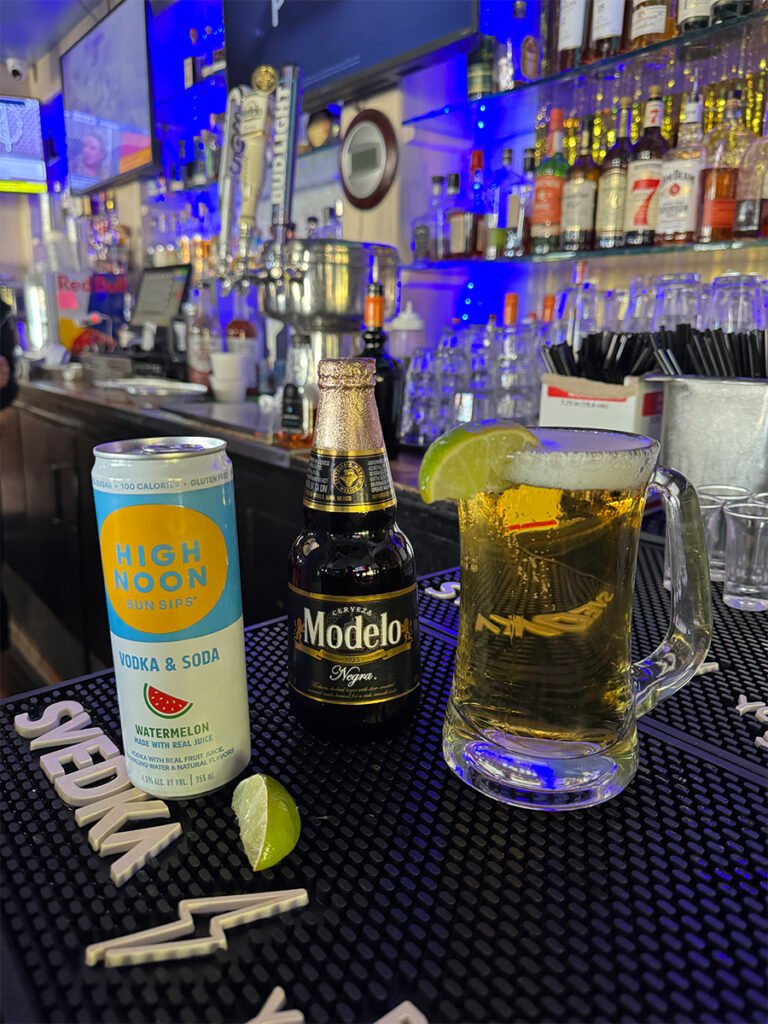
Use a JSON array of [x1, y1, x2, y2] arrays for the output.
[[288, 358, 420, 740]]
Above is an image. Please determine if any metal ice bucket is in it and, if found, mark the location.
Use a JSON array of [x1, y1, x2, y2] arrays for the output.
[[651, 376, 768, 492], [260, 239, 399, 330]]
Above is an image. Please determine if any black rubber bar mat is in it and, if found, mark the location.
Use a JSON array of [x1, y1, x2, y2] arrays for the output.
[[2, 600, 767, 1024], [418, 542, 768, 771]]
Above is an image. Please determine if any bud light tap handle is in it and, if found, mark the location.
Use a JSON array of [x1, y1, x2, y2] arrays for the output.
[[270, 65, 303, 247]]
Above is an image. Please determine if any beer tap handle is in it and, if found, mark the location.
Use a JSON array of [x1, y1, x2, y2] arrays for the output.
[[270, 65, 304, 248], [217, 85, 251, 284], [237, 67, 278, 265]]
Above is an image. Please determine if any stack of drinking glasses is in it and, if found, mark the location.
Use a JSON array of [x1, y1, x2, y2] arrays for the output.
[[400, 295, 542, 448], [665, 486, 768, 612], [541, 270, 768, 382]]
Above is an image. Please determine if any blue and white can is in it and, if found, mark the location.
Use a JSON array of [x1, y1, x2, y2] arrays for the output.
[[92, 437, 251, 798]]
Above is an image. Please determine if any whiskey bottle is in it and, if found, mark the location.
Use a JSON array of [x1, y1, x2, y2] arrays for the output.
[[531, 108, 568, 254], [277, 334, 318, 448], [656, 93, 705, 245], [595, 97, 633, 249], [360, 283, 405, 459], [624, 85, 668, 246], [700, 89, 754, 243], [677, 0, 713, 31], [733, 115, 768, 237], [587, 0, 628, 60], [626, 0, 675, 49], [562, 121, 599, 250], [554, 0, 590, 71]]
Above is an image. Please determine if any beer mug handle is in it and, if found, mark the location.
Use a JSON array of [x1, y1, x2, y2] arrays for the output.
[[633, 465, 712, 718]]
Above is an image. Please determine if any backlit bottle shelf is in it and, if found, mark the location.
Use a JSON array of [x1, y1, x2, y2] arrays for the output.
[[408, 237, 768, 271], [402, 10, 768, 141]]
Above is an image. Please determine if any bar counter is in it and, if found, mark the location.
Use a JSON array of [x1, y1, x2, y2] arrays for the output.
[[1, 553, 766, 1023], [1, 382, 458, 682]]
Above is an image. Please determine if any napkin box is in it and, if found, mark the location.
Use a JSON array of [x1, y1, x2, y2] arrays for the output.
[[538, 374, 664, 439]]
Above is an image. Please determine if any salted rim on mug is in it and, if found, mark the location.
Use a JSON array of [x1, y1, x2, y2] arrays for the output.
[[503, 427, 659, 493]]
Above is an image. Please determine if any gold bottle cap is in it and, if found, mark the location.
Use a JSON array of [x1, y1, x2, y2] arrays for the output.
[[318, 358, 376, 390]]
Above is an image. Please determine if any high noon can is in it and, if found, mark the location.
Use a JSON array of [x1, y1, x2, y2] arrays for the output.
[[92, 437, 251, 798]]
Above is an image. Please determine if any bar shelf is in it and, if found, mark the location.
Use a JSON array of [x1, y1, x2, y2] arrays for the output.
[[407, 237, 768, 272], [402, 11, 768, 142]]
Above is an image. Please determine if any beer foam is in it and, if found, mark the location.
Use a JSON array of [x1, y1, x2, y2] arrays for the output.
[[504, 429, 658, 493]]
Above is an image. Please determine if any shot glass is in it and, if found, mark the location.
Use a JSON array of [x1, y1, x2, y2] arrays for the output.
[[664, 496, 721, 589], [663, 485, 750, 589], [723, 503, 768, 612], [697, 486, 751, 582]]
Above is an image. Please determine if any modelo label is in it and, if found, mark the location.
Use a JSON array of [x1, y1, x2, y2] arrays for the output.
[[92, 468, 250, 796], [289, 584, 420, 705], [304, 448, 396, 512]]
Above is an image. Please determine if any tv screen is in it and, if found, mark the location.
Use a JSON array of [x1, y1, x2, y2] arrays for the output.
[[0, 96, 47, 193], [61, 0, 154, 194], [224, 0, 477, 107]]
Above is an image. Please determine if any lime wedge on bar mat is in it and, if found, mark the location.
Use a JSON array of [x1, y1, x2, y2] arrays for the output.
[[418, 421, 540, 504], [232, 774, 301, 871]]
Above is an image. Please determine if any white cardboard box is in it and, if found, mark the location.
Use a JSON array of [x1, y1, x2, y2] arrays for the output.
[[538, 374, 664, 438]]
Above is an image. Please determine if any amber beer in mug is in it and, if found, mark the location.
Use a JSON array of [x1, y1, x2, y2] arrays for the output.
[[443, 428, 712, 810]]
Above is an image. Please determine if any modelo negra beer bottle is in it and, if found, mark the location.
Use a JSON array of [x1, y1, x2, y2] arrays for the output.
[[288, 357, 420, 739]]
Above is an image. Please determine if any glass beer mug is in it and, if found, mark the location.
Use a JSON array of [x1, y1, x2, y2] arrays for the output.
[[443, 428, 712, 810]]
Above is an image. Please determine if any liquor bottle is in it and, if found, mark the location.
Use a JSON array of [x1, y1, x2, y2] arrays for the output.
[[733, 119, 768, 237], [360, 283, 404, 459], [467, 35, 496, 100], [226, 288, 260, 393], [486, 149, 514, 259], [677, 0, 713, 31], [468, 150, 489, 256], [562, 121, 599, 251], [412, 176, 445, 262], [531, 108, 568, 255], [445, 173, 468, 258], [700, 90, 754, 243], [595, 97, 633, 249], [587, 0, 628, 61], [656, 93, 705, 245], [506, 147, 536, 257], [187, 282, 223, 389], [277, 334, 318, 448], [495, 0, 543, 90], [626, 0, 675, 49], [318, 206, 343, 240], [287, 357, 420, 739], [554, 0, 590, 71], [624, 85, 668, 246], [711, 0, 753, 20]]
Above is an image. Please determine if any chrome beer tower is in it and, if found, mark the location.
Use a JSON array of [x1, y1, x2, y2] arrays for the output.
[[216, 64, 399, 361]]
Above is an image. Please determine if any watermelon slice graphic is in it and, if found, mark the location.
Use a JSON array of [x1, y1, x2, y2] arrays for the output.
[[143, 683, 193, 718]]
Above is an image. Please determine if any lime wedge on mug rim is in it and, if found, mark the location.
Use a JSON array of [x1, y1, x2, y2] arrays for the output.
[[418, 420, 540, 504]]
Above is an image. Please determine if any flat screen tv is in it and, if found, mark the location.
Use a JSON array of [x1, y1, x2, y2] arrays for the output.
[[224, 0, 477, 107], [0, 96, 47, 193], [61, 0, 155, 194]]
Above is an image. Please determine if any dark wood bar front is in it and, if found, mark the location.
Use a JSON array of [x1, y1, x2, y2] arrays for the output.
[[1, 383, 459, 683]]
